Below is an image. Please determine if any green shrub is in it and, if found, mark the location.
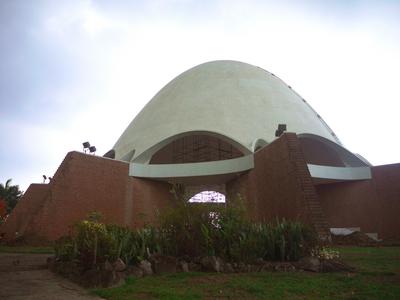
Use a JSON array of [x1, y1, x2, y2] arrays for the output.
[[155, 195, 317, 262], [260, 219, 317, 261], [156, 199, 219, 257], [54, 214, 160, 269], [55, 199, 318, 267], [54, 236, 77, 261], [74, 219, 110, 268]]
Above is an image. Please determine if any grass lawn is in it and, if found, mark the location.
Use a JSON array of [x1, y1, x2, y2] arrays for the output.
[[92, 246, 400, 300]]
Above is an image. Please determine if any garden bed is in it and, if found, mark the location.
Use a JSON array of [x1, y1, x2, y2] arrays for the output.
[[90, 246, 400, 300], [49, 253, 354, 288]]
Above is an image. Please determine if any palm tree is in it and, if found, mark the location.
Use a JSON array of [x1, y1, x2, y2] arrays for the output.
[[0, 179, 23, 214]]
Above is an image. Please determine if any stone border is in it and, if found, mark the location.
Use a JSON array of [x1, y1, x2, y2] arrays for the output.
[[48, 255, 355, 288]]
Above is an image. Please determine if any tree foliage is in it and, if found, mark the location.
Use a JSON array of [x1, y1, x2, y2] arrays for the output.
[[0, 199, 7, 224], [0, 179, 23, 214]]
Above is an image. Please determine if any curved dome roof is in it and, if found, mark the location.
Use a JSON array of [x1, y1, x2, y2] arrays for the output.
[[113, 60, 341, 162]]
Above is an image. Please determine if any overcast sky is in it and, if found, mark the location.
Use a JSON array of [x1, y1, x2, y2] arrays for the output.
[[1, 0, 399, 191]]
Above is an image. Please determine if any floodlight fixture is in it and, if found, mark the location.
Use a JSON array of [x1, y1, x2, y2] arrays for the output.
[[89, 146, 97, 154], [275, 124, 287, 137], [83, 141, 90, 153], [42, 175, 47, 183]]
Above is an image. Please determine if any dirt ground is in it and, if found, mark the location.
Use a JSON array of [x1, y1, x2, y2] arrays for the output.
[[0, 253, 103, 300]]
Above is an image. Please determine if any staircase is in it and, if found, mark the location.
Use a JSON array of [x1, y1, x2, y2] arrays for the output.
[[286, 134, 331, 241]]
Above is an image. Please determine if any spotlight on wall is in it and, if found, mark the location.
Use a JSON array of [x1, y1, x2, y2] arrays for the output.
[[83, 141, 91, 153], [275, 124, 287, 137], [89, 146, 97, 155], [42, 175, 47, 183]]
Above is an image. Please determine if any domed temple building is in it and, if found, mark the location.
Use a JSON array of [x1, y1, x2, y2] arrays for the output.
[[2, 61, 400, 241]]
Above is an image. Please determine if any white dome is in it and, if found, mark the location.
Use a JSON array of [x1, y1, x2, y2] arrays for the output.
[[113, 60, 340, 162]]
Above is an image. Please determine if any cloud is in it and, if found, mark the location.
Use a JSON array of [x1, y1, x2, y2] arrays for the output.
[[0, 0, 399, 190]]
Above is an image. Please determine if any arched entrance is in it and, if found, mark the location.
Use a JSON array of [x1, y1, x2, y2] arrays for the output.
[[188, 191, 226, 203]]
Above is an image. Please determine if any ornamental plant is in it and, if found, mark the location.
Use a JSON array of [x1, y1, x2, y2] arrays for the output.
[[54, 197, 318, 268], [55, 213, 161, 269], [311, 247, 340, 260]]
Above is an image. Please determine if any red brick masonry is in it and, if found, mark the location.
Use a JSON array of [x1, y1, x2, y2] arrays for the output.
[[1, 134, 399, 241], [227, 133, 330, 239], [1, 152, 171, 240], [317, 163, 400, 240]]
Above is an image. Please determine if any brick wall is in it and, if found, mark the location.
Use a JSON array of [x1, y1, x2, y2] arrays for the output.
[[3, 138, 398, 242], [1, 152, 172, 241], [227, 133, 329, 238], [1, 184, 50, 240], [317, 163, 400, 240]]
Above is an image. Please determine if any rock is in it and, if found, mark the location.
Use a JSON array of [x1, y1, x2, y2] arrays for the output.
[[104, 260, 113, 271], [139, 260, 153, 276], [82, 269, 124, 288], [297, 256, 321, 272], [95, 269, 126, 288], [46, 257, 55, 270], [321, 259, 355, 273], [81, 268, 102, 288], [150, 255, 177, 274], [273, 262, 296, 272], [107, 271, 126, 288], [237, 262, 251, 273], [55, 261, 81, 279], [249, 264, 261, 272], [223, 263, 234, 273], [331, 231, 380, 246], [254, 258, 265, 265], [259, 262, 274, 272], [113, 258, 126, 272], [217, 258, 224, 273], [188, 262, 202, 272], [125, 265, 144, 277], [179, 261, 189, 273], [200, 256, 223, 272]]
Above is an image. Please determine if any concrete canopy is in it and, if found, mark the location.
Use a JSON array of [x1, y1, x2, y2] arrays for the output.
[[112, 60, 341, 163]]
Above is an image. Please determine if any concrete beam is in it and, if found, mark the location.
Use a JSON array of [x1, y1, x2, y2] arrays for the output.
[[130, 155, 254, 179], [308, 164, 371, 184]]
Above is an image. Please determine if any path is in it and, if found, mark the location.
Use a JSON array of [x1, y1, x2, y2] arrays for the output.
[[0, 253, 103, 300]]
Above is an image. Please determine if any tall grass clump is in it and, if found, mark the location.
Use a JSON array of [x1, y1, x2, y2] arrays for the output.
[[54, 213, 159, 269]]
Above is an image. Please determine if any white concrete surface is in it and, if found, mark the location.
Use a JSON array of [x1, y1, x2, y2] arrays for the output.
[[130, 154, 254, 178], [113, 60, 341, 162], [308, 164, 371, 181]]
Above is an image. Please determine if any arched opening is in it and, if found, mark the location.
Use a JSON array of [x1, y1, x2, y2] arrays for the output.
[[150, 134, 244, 164], [252, 138, 268, 152], [187, 190, 226, 228], [298, 134, 370, 167], [103, 149, 115, 159], [188, 191, 226, 203], [299, 137, 345, 167]]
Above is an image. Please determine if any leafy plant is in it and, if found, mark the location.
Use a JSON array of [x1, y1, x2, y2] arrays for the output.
[[55, 197, 318, 268], [54, 236, 77, 262], [311, 247, 340, 260]]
